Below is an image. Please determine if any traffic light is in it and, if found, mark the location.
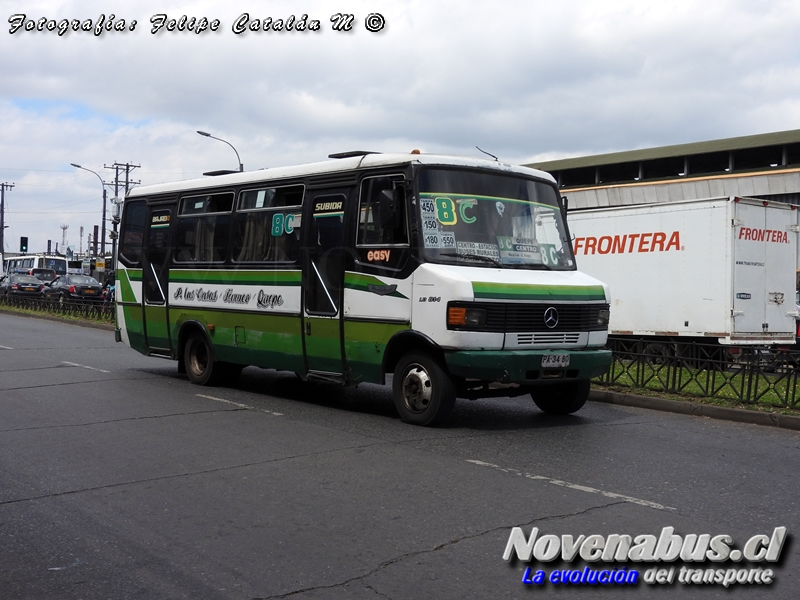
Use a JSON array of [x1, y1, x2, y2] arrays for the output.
[[20, 236, 28, 253]]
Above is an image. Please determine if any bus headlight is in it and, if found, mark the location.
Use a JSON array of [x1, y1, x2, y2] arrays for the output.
[[447, 306, 487, 329], [597, 308, 610, 328]]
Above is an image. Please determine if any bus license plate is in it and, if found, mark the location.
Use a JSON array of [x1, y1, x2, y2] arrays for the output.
[[542, 354, 570, 368]]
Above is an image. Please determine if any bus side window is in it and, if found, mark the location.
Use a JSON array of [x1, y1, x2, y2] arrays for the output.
[[174, 192, 233, 263], [119, 200, 148, 267], [233, 184, 304, 263], [357, 176, 408, 246]]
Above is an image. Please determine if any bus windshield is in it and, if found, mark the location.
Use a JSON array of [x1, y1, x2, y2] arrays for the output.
[[417, 168, 575, 270]]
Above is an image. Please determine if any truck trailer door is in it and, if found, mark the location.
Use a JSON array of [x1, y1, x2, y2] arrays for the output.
[[732, 199, 796, 339]]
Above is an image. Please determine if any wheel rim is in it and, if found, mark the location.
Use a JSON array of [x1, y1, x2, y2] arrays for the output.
[[400, 363, 433, 414], [189, 339, 209, 377]]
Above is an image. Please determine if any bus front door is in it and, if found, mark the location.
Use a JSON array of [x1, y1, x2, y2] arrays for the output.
[[302, 190, 348, 381], [142, 207, 173, 354]]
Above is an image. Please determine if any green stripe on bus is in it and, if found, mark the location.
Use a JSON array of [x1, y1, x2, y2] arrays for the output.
[[117, 269, 139, 303], [169, 270, 302, 286], [172, 308, 305, 372], [420, 192, 555, 211], [343, 272, 408, 299], [344, 319, 410, 382], [472, 282, 606, 302]]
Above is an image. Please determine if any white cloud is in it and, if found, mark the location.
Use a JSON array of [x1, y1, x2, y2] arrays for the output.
[[3, 0, 800, 253]]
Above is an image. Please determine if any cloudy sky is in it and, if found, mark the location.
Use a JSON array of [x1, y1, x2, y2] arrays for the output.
[[2, 0, 800, 256]]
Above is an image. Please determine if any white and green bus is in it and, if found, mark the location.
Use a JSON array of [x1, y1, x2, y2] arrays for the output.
[[115, 151, 611, 425]]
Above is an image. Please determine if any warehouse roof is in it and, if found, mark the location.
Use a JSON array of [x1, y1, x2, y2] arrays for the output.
[[527, 129, 800, 171], [526, 129, 800, 188]]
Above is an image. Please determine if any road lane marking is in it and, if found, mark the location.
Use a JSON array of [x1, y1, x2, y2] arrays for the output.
[[0, 345, 12, 350], [61, 361, 111, 373], [196, 394, 283, 416], [466, 459, 675, 511]]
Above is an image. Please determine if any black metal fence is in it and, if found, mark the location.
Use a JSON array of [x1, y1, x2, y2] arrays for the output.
[[0, 295, 114, 322], [595, 337, 800, 409]]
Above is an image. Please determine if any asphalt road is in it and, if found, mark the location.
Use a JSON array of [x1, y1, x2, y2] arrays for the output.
[[1, 312, 798, 599]]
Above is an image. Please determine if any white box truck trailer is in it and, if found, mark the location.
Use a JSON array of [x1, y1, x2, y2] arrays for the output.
[[567, 196, 799, 345]]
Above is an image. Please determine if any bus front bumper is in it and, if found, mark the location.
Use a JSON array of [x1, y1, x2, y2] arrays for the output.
[[444, 348, 612, 384]]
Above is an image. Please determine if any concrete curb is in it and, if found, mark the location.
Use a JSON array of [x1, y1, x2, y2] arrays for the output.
[[590, 389, 800, 432]]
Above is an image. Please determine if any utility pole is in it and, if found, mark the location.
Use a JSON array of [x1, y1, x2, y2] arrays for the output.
[[105, 162, 140, 271], [105, 162, 140, 203], [0, 182, 14, 265]]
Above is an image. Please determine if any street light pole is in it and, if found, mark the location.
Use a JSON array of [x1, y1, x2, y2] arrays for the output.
[[70, 164, 107, 258], [197, 130, 243, 172]]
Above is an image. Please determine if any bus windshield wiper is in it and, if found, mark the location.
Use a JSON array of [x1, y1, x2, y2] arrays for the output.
[[440, 252, 503, 268]]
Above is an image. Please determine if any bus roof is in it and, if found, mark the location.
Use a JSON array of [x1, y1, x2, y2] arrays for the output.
[[127, 153, 556, 197]]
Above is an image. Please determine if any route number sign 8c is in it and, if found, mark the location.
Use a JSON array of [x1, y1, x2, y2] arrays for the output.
[[271, 213, 295, 236], [540, 244, 560, 266], [433, 197, 477, 225]]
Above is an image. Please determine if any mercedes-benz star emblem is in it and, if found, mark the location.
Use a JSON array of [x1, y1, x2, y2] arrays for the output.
[[544, 307, 559, 329]]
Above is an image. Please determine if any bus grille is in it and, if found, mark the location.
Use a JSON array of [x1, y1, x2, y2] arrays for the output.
[[481, 302, 609, 333]]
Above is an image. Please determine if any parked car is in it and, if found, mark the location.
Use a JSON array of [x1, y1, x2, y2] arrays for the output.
[[43, 274, 104, 303], [0, 274, 46, 298]]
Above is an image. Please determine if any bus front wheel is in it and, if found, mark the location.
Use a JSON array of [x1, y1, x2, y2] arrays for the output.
[[392, 352, 456, 426], [532, 380, 590, 415], [184, 333, 223, 386]]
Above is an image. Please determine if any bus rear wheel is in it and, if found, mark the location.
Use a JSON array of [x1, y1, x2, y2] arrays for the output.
[[532, 380, 590, 415], [184, 333, 223, 386], [392, 352, 456, 426]]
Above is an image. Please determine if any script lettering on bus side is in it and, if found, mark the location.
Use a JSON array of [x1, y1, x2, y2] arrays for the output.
[[256, 290, 284, 309], [223, 289, 251, 305], [173, 286, 218, 302]]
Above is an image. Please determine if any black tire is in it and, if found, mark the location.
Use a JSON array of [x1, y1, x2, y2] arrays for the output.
[[532, 380, 590, 415], [58, 293, 66, 305], [392, 352, 457, 426], [184, 333, 223, 386]]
